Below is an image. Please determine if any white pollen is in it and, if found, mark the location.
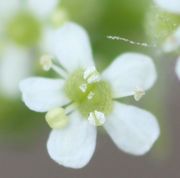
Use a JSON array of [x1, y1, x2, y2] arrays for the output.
[[87, 92, 95, 100], [83, 66, 96, 80], [87, 74, 101, 84], [40, 55, 53, 71], [88, 111, 106, 126], [134, 87, 145, 101], [40, 55, 68, 79], [79, 83, 87, 93], [84, 66, 101, 84]]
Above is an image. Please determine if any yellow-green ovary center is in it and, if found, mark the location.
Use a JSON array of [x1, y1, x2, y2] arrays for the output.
[[6, 12, 42, 47], [64, 69, 113, 118]]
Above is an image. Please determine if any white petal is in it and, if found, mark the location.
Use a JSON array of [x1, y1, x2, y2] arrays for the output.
[[19, 77, 69, 112], [41, 27, 56, 54], [27, 0, 59, 19], [0, 0, 20, 18], [44, 22, 94, 72], [0, 46, 32, 98], [104, 102, 160, 155], [162, 27, 180, 53], [154, 0, 180, 14], [102, 53, 157, 98], [47, 112, 97, 169], [175, 57, 180, 79]]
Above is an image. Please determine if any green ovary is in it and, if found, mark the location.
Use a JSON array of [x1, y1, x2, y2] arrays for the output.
[[6, 12, 42, 47], [64, 69, 113, 118]]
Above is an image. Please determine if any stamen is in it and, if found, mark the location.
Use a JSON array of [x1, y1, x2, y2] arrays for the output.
[[83, 66, 101, 84], [40, 55, 53, 71], [88, 111, 106, 126], [87, 92, 95, 100], [87, 74, 101, 84], [45, 103, 76, 129], [79, 83, 87, 93], [40, 55, 68, 79], [84, 66, 96, 79], [51, 64, 68, 79], [64, 103, 76, 115], [45, 107, 69, 129], [134, 87, 145, 101]]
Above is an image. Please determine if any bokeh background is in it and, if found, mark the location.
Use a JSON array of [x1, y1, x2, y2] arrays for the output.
[[0, 0, 180, 177]]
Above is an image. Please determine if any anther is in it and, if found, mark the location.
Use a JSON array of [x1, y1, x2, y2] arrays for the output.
[[87, 92, 95, 100], [84, 66, 101, 84], [45, 107, 69, 129], [40, 55, 53, 71], [88, 111, 106, 126], [87, 74, 101, 84], [134, 87, 145, 101], [45, 103, 76, 129], [79, 83, 87, 93], [84, 66, 96, 79], [40, 55, 68, 79]]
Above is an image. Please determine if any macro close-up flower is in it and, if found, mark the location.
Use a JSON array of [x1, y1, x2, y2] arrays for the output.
[[20, 23, 160, 169], [0, 0, 60, 98]]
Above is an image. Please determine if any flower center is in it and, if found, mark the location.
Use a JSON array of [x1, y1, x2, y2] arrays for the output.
[[6, 11, 42, 47], [64, 68, 113, 118]]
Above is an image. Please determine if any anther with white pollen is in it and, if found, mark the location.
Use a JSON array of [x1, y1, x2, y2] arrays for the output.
[[83, 66, 101, 84], [40, 55, 68, 78], [133, 87, 145, 101], [40, 55, 53, 71], [88, 111, 106, 126]]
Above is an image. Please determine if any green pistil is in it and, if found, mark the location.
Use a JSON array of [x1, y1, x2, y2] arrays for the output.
[[6, 11, 42, 47], [64, 69, 113, 118]]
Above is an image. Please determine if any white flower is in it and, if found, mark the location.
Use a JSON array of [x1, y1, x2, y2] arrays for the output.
[[152, 0, 180, 79], [163, 27, 180, 80], [20, 23, 160, 169], [153, 0, 180, 14], [0, 0, 59, 98]]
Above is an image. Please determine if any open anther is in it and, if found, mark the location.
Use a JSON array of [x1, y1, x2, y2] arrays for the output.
[[87, 92, 95, 100], [83, 66, 101, 84], [79, 83, 87, 93], [40, 54, 68, 79], [133, 86, 145, 101], [40, 55, 53, 71], [88, 110, 106, 126]]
